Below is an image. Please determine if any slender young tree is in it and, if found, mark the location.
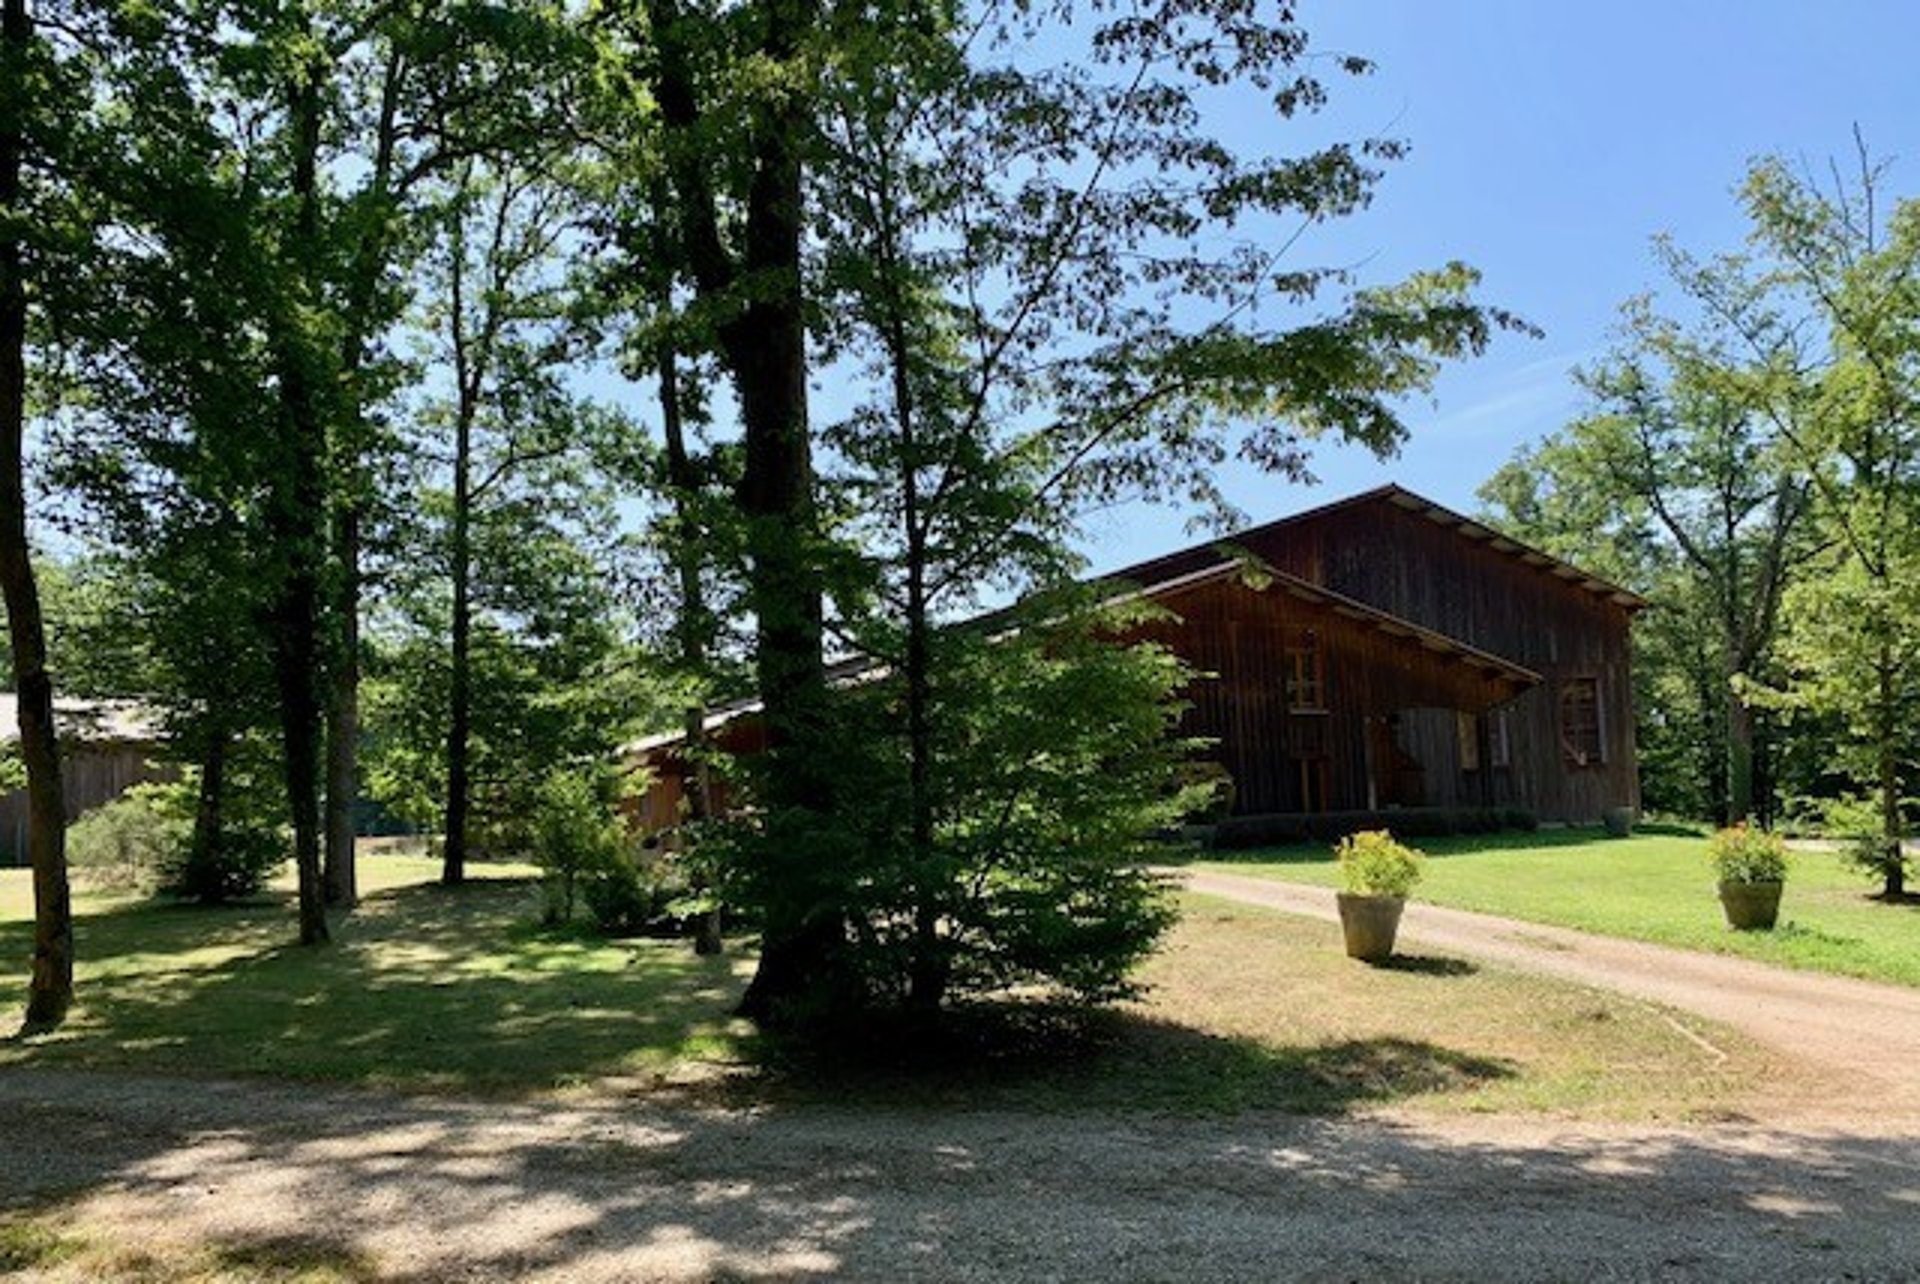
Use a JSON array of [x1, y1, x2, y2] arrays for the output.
[[647, 225, 727, 955], [1734, 150, 1920, 897], [1482, 275, 1819, 824], [427, 159, 587, 883], [812, 0, 1523, 1010], [603, 0, 1523, 1023], [1, 0, 71, 1028]]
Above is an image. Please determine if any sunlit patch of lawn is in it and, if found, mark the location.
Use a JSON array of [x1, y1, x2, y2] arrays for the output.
[[1196, 827, 1920, 988], [0, 856, 754, 1093], [744, 894, 1793, 1121], [1105, 895, 1793, 1119]]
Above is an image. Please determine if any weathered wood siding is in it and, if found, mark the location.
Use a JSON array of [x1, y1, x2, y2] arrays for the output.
[[1240, 496, 1638, 823], [626, 487, 1641, 831], [0, 742, 171, 866], [1124, 576, 1533, 816], [624, 718, 768, 838]]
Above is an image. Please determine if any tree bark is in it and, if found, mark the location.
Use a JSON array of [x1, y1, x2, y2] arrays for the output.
[[268, 56, 331, 947], [870, 162, 943, 1011], [442, 387, 473, 887], [1877, 644, 1905, 899], [186, 723, 227, 900], [324, 506, 359, 906], [648, 0, 835, 1022], [1725, 682, 1755, 825], [656, 297, 721, 955], [2, 0, 72, 1032], [322, 50, 403, 911]]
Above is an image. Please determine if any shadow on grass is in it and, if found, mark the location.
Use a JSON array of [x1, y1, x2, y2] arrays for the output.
[[208, 1236, 382, 1283], [1, 878, 1510, 1117], [0, 878, 746, 1093], [0, 1216, 83, 1273], [1372, 953, 1478, 977], [3, 874, 1518, 1116], [746, 1004, 1515, 1116]]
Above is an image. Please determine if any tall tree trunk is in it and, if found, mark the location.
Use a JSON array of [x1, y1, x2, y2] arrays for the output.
[[714, 0, 835, 1024], [1877, 644, 1905, 899], [871, 175, 942, 1011], [728, 297, 833, 1020], [443, 397, 473, 887], [902, 486, 942, 1010], [269, 58, 330, 947], [649, 0, 832, 1022], [322, 51, 401, 911], [324, 507, 359, 906], [186, 723, 227, 901], [1725, 680, 1755, 824], [657, 307, 720, 955], [2, 0, 71, 1032]]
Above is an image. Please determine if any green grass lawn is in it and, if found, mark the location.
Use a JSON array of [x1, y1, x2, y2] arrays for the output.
[[1196, 826, 1920, 988], [0, 854, 1796, 1120], [0, 855, 753, 1092]]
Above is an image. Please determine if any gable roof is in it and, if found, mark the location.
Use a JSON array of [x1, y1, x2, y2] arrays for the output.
[[0, 695, 165, 746], [1130, 559, 1542, 691], [623, 549, 1542, 759], [1371, 486, 1647, 611], [1099, 483, 1647, 612]]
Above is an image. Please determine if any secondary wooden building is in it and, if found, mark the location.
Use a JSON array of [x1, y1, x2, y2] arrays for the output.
[[0, 696, 170, 866], [626, 484, 1642, 830]]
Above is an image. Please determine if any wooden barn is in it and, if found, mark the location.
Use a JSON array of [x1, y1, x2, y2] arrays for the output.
[[625, 484, 1642, 831], [0, 696, 170, 867], [1102, 485, 1642, 822]]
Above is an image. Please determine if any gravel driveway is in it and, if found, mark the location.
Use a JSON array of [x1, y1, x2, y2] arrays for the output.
[[4, 1068, 1919, 1281], [11, 884, 1920, 1280]]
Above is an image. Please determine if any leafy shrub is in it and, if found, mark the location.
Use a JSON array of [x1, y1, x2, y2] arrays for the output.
[[162, 738, 292, 903], [1707, 824, 1790, 884], [163, 821, 287, 904], [1335, 829, 1425, 898], [68, 785, 187, 891], [1814, 794, 1911, 891], [711, 606, 1189, 1018], [531, 771, 628, 926], [70, 774, 289, 903], [580, 851, 654, 936]]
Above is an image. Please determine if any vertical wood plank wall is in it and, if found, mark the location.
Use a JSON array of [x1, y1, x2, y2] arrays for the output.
[[1124, 577, 1531, 816], [1240, 499, 1639, 822], [0, 742, 171, 866]]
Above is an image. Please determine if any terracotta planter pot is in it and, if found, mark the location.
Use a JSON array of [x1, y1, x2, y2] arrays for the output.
[[1337, 892, 1406, 962], [1718, 880, 1783, 931]]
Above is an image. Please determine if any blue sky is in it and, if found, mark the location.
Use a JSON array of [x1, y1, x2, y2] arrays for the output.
[[1077, 0, 1920, 572]]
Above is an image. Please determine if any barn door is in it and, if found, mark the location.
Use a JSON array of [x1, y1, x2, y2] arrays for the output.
[[1367, 714, 1425, 808]]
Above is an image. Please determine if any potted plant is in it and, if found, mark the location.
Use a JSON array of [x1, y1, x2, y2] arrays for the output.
[[1334, 829, 1424, 962], [1709, 824, 1790, 930]]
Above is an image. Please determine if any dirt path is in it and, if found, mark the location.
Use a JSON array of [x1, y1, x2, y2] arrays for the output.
[[1182, 868, 1920, 1111], [4, 1069, 1919, 1282]]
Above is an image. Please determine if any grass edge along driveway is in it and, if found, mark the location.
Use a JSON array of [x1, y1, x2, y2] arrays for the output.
[[1195, 827, 1920, 989]]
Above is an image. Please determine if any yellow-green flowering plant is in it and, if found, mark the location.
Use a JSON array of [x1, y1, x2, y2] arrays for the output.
[[1335, 830, 1425, 898]]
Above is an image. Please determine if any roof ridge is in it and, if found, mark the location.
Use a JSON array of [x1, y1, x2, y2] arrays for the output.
[[1098, 482, 1645, 611]]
